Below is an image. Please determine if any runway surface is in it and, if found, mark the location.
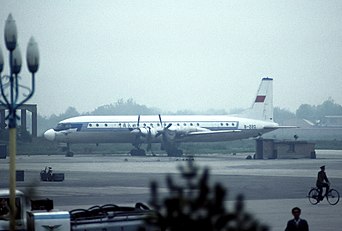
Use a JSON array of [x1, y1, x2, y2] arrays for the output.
[[1, 150, 342, 231]]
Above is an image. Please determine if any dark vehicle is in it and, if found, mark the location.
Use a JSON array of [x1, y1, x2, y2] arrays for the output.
[[40, 166, 65, 181]]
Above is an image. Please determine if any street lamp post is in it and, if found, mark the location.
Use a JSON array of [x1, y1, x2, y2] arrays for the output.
[[0, 13, 39, 231]]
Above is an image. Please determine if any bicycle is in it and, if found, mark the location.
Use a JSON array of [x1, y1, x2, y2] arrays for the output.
[[307, 187, 340, 205]]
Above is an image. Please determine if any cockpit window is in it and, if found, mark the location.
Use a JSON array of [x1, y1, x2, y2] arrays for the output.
[[54, 123, 82, 131]]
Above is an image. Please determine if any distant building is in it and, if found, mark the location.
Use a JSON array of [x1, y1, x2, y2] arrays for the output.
[[0, 104, 37, 138]]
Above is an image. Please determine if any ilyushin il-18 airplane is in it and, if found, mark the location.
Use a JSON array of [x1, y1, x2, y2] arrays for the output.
[[44, 77, 286, 156]]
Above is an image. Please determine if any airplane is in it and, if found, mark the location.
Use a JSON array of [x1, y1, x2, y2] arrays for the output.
[[44, 77, 284, 156]]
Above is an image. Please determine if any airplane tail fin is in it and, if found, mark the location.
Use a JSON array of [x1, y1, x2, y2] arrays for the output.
[[238, 77, 274, 122]]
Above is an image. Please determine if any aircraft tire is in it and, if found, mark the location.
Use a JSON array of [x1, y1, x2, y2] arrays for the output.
[[167, 149, 183, 157], [130, 149, 146, 156], [66, 151, 74, 157]]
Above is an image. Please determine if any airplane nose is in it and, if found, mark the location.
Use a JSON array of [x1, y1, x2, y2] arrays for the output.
[[44, 129, 56, 141]]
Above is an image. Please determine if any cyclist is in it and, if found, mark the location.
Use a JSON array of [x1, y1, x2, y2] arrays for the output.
[[316, 165, 330, 201]]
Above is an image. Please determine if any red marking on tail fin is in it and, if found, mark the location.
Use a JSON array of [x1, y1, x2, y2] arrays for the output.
[[255, 95, 266, 103]]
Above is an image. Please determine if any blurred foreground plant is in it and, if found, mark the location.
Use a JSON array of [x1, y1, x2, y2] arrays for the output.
[[147, 159, 268, 231]]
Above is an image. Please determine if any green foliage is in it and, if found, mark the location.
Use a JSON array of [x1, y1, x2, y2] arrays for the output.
[[147, 160, 268, 231], [316, 98, 342, 118], [37, 106, 80, 135], [91, 98, 159, 115], [273, 107, 295, 123], [296, 98, 342, 121]]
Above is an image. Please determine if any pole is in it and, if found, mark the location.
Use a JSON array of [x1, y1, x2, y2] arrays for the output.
[[8, 49, 16, 231], [9, 127, 16, 231], [1, 14, 38, 230]]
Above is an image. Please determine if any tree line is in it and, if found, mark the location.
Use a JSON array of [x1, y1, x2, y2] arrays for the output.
[[274, 97, 342, 124]]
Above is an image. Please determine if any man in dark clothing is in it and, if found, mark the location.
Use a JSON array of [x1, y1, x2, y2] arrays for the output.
[[285, 207, 309, 231], [0, 198, 10, 220], [316, 165, 330, 201]]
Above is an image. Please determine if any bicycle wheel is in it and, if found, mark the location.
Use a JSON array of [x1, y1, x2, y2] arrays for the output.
[[327, 189, 340, 205], [308, 188, 320, 205]]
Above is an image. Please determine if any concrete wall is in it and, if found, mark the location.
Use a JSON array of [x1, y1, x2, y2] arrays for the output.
[[275, 142, 315, 159], [255, 139, 315, 159]]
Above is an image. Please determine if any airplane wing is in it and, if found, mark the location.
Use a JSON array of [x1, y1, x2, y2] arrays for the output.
[[264, 125, 298, 129], [185, 129, 241, 137]]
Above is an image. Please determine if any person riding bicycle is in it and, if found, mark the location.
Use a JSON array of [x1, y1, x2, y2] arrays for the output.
[[316, 165, 330, 201]]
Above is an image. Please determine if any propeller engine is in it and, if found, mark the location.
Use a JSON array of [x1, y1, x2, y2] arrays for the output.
[[155, 114, 175, 141], [130, 114, 180, 154], [130, 115, 157, 152]]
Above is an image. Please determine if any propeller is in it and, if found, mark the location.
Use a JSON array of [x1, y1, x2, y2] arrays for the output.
[[146, 126, 152, 152], [131, 115, 154, 153], [156, 114, 173, 141], [130, 115, 142, 148], [130, 114, 174, 154], [138, 125, 156, 154]]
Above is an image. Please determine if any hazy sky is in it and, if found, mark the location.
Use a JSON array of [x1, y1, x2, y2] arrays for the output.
[[1, 0, 342, 116]]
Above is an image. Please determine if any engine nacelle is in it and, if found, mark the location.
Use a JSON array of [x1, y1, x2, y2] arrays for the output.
[[140, 127, 158, 136]]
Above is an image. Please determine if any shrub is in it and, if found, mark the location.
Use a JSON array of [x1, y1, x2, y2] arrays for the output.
[[147, 160, 268, 231]]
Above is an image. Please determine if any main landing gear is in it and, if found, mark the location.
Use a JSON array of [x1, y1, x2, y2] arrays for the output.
[[162, 142, 183, 157], [130, 147, 183, 156], [166, 148, 183, 157], [62, 143, 74, 157], [130, 142, 184, 157], [130, 148, 146, 156]]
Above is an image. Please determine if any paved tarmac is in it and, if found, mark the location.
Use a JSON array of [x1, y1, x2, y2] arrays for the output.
[[1, 150, 342, 231]]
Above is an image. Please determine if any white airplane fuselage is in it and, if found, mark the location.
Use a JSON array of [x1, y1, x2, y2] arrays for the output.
[[44, 115, 278, 144], [44, 77, 281, 156]]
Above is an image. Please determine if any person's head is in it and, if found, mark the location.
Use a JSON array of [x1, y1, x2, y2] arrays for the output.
[[320, 165, 325, 171], [0, 198, 7, 207], [291, 207, 301, 219]]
